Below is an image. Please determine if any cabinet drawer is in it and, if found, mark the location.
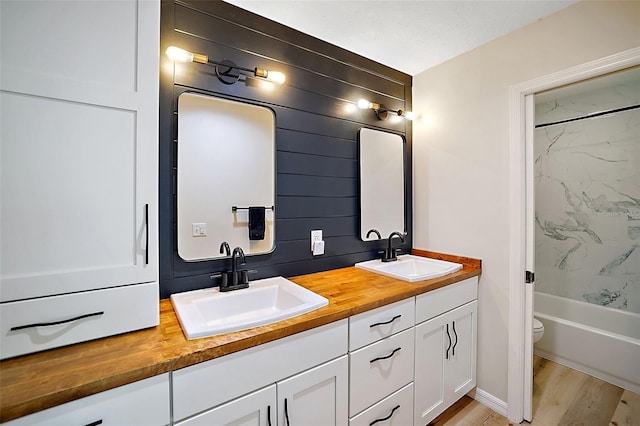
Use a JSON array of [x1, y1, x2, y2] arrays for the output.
[[5, 374, 170, 426], [349, 328, 414, 416], [0, 282, 158, 359], [415, 277, 477, 324], [349, 383, 413, 426], [349, 298, 414, 351]]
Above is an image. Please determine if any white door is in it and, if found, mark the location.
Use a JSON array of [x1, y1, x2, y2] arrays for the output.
[[447, 301, 478, 403], [0, 0, 158, 302], [523, 93, 536, 422], [414, 315, 447, 426], [177, 385, 276, 426], [277, 356, 348, 426]]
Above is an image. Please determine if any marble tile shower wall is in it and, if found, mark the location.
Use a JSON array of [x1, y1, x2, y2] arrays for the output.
[[534, 74, 640, 314]]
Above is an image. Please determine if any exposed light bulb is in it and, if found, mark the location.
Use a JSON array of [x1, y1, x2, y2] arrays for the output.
[[255, 68, 286, 85], [165, 46, 194, 62], [404, 111, 415, 121], [165, 46, 207, 64], [357, 99, 372, 110], [265, 70, 286, 85]]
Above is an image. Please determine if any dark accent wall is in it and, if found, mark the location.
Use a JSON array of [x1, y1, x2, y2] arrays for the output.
[[159, 0, 413, 298]]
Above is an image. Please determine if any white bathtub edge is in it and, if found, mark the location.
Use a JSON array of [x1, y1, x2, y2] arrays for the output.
[[533, 312, 640, 394]]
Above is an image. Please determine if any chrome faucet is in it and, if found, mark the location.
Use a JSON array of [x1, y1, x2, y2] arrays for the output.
[[382, 232, 405, 262]]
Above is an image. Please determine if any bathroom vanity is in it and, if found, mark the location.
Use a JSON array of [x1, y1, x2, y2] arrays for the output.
[[0, 251, 480, 425]]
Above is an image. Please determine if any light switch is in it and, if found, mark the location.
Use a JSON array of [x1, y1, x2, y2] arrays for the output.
[[192, 223, 207, 237]]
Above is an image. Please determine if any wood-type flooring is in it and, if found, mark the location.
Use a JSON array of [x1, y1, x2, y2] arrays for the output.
[[429, 356, 639, 426]]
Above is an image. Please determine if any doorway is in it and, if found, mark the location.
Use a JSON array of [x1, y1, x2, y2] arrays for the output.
[[506, 47, 640, 424]]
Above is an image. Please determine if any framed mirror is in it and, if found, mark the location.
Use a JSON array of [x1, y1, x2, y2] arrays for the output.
[[177, 93, 275, 261], [359, 128, 405, 241]]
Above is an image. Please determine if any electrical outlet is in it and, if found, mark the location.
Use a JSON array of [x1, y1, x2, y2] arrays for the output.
[[311, 230, 322, 250]]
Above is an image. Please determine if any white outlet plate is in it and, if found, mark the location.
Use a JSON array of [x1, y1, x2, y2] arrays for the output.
[[192, 223, 207, 237], [311, 230, 322, 250]]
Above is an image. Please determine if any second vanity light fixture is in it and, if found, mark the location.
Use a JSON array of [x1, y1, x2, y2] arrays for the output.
[[166, 46, 286, 86], [357, 99, 414, 121]]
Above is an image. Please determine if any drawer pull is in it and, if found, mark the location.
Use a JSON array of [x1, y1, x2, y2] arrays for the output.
[[446, 323, 452, 360], [145, 203, 149, 265], [369, 405, 400, 426], [10, 312, 105, 331], [84, 421, 103, 426], [284, 398, 290, 426], [267, 405, 272, 426], [369, 314, 401, 328], [452, 320, 458, 356], [370, 347, 401, 363]]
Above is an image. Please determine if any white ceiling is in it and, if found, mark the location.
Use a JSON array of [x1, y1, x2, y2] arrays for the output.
[[224, 0, 577, 76]]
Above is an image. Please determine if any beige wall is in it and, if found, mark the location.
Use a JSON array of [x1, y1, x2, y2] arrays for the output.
[[412, 0, 640, 403]]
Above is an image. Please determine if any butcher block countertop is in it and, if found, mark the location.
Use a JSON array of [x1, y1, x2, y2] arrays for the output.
[[0, 250, 481, 422]]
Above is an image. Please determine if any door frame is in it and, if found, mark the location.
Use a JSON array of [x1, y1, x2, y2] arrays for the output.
[[506, 46, 640, 424]]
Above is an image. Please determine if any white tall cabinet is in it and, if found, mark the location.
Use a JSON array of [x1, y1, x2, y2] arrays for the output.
[[0, 0, 160, 359]]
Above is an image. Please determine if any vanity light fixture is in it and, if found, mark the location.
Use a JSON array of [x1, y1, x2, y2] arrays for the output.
[[166, 46, 286, 86], [357, 98, 413, 121]]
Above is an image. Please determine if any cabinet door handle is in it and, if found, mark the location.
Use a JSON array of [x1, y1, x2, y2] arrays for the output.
[[445, 323, 451, 360], [284, 398, 290, 426], [267, 405, 272, 426], [84, 421, 103, 426], [370, 347, 401, 363], [369, 405, 400, 426], [369, 314, 401, 328], [10, 312, 104, 331], [144, 203, 149, 265], [452, 320, 458, 356]]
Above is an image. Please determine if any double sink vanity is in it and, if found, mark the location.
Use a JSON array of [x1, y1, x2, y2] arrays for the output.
[[0, 3, 479, 425], [0, 250, 480, 426]]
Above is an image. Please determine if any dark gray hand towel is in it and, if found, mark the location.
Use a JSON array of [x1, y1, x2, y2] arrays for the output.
[[248, 207, 266, 240]]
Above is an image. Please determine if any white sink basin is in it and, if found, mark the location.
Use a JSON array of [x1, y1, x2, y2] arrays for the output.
[[355, 255, 463, 282], [171, 276, 328, 340]]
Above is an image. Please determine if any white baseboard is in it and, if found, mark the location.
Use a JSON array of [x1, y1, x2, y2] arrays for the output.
[[468, 387, 508, 417]]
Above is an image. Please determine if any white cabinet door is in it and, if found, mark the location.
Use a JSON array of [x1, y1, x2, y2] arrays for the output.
[[0, 0, 159, 302], [447, 301, 477, 403], [414, 313, 447, 425], [277, 355, 348, 426], [176, 385, 276, 426], [414, 301, 477, 425]]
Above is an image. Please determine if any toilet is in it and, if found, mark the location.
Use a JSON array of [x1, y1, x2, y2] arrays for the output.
[[533, 317, 545, 343]]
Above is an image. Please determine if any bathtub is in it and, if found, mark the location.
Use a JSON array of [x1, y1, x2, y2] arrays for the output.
[[534, 292, 640, 394]]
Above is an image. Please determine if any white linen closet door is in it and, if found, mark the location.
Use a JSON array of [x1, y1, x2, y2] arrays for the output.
[[0, 0, 158, 302]]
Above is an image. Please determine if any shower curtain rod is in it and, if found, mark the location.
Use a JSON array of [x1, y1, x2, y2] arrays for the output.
[[535, 103, 640, 128]]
